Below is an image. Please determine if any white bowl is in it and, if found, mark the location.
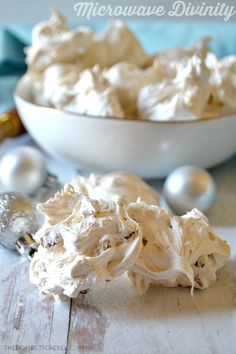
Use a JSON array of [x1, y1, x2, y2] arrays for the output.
[[14, 75, 236, 179]]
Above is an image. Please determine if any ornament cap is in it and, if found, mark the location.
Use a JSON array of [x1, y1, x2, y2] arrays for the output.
[[0, 109, 25, 143], [16, 233, 38, 259]]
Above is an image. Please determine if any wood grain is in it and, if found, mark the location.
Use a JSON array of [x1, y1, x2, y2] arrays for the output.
[[67, 297, 108, 353], [0, 235, 235, 354], [0, 250, 70, 354]]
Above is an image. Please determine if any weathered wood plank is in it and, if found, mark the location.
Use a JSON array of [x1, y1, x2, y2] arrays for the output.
[[0, 232, 235, 354], [67, 296, 108, 354], [0, 249, 70, 354]]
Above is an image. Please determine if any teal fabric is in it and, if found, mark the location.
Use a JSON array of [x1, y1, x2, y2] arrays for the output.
[[1, 20, 236, 114]]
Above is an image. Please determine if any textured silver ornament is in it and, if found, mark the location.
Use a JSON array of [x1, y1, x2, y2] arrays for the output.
[[0, 192, 39, 251], [163, 166, 216, 215]]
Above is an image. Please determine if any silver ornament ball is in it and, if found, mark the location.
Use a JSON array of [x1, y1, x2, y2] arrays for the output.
[[163, 166, 216, 215], [0, 146, 47, 195], [0, 192, 40, 250]]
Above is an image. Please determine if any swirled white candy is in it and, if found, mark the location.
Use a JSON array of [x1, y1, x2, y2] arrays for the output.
[[127, 202, 230, 295], [26, 11, 148, 76], [31, 10, 68, 44], [32, 63, 83, 106], [138, 55, 210, 121], [100, 20, 148, 68], [103, 61, 167, 116], [30, 186, 142, 298], [71, 172, 160, 205], [156, 37, 211, 67], [26, 11, 94, 73], [209, 56, 236, 109], [53, 66, 124, 117]]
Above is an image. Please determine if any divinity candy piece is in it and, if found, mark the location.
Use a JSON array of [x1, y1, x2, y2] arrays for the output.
[[209, 55, 236, 110], [26, 12, 94, 73], [156, 37, 211, 67], [104, 61, 166, 116], [31, 10, 68, 44], [185, 36, 211, 60], [99, 20, 148, 68], [55, 66, 124, 117], [30, 187, 141, 298], [127, 202, 230, 295], [71, 172, 160, 205], [138, 55, 210, 120], [32, 63, 83, 106]]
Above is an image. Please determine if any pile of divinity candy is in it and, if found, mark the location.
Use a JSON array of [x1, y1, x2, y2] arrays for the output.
[[30, 172, 230, 299], [25, 10, 236, 121]]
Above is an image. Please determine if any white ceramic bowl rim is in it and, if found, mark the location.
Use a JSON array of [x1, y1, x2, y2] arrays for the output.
[[14, 76, 236, 125]]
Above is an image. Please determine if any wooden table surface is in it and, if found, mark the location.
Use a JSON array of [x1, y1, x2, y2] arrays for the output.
[[0, 137, 236, 354]]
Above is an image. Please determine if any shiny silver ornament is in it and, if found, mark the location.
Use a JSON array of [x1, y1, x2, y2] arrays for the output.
[[0, 146, 47, 195], [0, 146, 61, 200], [163, 166, 216, 215], [0, 192, 39, 257]]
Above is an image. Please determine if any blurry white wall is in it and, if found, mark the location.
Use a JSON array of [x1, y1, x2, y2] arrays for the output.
[[0, 0, 235, 25]]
